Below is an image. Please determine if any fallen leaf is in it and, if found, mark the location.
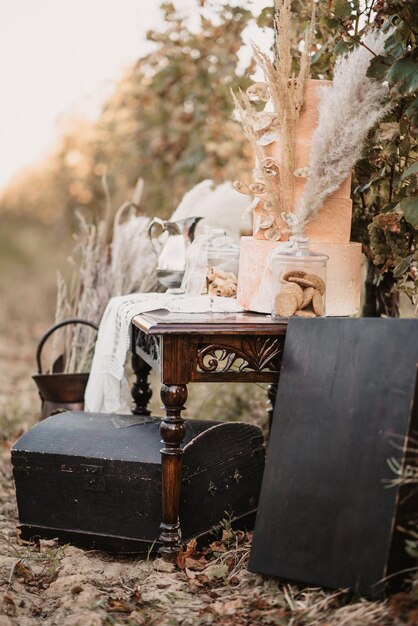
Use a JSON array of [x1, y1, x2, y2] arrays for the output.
[[39, 538, 59, 553], [184, 557, 207, 571], [106, 597, 132, 613], [187, 577, 204, 590], [156, 582, 171, 589], [202, 563, 229, 580], [390, 592, 418, 618], [185, 538, 197, 555], [15, 559, 32, 581], [2, 594, 17, 617], [212, 600, 226, 615], [408, 608, 418, 625], [251, 595, 271, 609], [153, 558, 175, 573], [209, 541, 227, 554], [129, 610, 147, 625], [222, 529, 233, 542], [177, 539, 198, 569], [130, 585, 143, 605], [212, 598, 243, 615], [176, 547, 186, 570], [31, 605, 44, 617]]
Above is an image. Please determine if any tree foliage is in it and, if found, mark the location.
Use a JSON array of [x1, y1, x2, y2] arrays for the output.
[[311, 0, 418, 315], [0, 0, 417, 314], [0, 1, 255, 225]]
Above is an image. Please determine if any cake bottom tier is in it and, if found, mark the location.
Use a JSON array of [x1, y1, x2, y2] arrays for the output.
[[237, 237, 362, 317]]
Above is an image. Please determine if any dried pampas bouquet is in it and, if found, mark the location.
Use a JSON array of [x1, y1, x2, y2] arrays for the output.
[[232, 0, 315, 241], [232, 0, 390, 241], [291, 30, 390, 235]]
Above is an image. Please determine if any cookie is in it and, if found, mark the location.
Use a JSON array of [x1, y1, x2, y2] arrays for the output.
[[207, 266, 227, 282], [208, 283, 223, 297], [282, 269, 306, 281], [304, 273, 326, 295], [226, 271, 238, 283], [301, 286, 314, 309], [208, 277, 237, 298], [222, 278, 237, 298], [274, 292, 298, 317], [294, 309, 316, 318], [312, 289, 324, 316], [280, 282, 303, 308], [288, 276, 317, 289]]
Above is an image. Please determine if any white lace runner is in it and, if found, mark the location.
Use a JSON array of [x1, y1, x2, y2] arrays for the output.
[[84, 293, 242, 414]]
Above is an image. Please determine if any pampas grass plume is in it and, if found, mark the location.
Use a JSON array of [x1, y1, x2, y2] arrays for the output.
[[294, 30, 390, 232]]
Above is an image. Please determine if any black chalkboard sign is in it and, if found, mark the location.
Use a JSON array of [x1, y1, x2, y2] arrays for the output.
[[249, 318, 418, 598]]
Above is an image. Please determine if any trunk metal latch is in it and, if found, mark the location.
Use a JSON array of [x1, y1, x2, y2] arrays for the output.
[[80, 464, 106, 492]]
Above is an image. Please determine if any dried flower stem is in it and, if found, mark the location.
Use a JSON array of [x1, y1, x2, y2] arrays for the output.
[[252, 0, 315, 216], [231, 90, 280, 216]]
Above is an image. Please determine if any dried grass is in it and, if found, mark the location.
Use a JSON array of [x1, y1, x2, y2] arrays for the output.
[[280, 585, 390, 625], [111, 200, 159, 297], [252, 0, 314, 217], [58, 210, 112, 374], [294, 30, 390, 234], [51, 177, 159, 374], [233, 0, 314, 230]]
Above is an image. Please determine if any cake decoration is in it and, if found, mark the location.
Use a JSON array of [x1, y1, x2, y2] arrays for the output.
[[233, 0, 390, 317]]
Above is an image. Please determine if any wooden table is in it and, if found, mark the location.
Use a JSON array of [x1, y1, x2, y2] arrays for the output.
[[130, 310, 287, 558]]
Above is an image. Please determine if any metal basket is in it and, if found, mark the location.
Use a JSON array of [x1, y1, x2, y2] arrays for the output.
[[32, 318, 98, 419]]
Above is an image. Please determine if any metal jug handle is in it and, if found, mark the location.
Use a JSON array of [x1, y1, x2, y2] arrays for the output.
[[36, 318, 99, 374], [187, 217, 202, 244], [147, 217, 168, 254]]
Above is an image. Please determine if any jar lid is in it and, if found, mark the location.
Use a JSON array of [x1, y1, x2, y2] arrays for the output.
[[271, 238, 329, 262], [207, 231, 240, 255]]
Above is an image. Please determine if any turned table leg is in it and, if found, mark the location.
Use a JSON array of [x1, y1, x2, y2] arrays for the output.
[[266, 383, 278, 434], [158, 383, 188, 559], [131, 353, 152, 416]]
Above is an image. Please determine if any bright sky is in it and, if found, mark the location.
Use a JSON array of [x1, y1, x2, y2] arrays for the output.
[[0, 0, 270, 190]]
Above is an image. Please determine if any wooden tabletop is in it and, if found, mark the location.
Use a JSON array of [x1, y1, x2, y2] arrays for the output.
[[132, 309, 288, 336]]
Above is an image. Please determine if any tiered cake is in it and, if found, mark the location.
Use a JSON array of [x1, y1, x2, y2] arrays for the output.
[[237, 80, 362, 317]]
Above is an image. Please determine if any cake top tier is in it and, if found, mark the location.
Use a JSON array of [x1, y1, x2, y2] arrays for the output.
[[295, 79, 331, 134], [253, 78, 352, 243]]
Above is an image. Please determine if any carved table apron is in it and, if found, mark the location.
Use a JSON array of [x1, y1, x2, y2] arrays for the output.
[[131, 310, 287, 559]]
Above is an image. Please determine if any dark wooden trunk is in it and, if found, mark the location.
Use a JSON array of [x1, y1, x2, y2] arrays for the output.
[[249, 318, 418, 598], [12, 412, 265, 553]]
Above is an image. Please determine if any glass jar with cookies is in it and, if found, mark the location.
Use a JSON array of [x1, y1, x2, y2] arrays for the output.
[[206, 229, 240, 299], [271, 236, 328, 318]]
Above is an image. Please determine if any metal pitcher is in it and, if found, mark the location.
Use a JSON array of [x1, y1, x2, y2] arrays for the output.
[[148, 216, 202, 289]]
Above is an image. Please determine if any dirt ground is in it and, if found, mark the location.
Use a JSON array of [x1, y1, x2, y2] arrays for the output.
[[1, 222, 418, 625]]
